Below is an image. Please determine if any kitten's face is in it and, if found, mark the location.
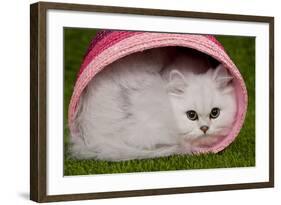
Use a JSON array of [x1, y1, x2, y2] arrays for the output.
[[167, 65, 237, 141]]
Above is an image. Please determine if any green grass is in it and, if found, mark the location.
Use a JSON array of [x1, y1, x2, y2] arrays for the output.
[[63, 28, 255, 176]]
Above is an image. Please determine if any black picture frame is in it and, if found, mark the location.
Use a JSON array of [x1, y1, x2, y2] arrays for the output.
[[30, 1, 274, 202]]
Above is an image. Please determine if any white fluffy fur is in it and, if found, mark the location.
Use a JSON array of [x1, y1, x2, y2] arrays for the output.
[[70, 48, 237, 161]]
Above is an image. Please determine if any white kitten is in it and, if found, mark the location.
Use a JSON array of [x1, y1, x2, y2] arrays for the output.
[[164, 57, 237, 149], [70, 48, 237, 161]]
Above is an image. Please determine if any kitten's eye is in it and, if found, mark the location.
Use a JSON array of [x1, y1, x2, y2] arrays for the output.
[[186, 110, 198, 121], [210, 107, 220, 119]]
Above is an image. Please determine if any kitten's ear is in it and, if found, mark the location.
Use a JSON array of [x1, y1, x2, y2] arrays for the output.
[[213, 64, 233, 87], [167, 70, 187, 96]]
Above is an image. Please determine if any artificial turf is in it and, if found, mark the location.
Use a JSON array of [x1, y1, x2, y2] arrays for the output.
[[63, 28, 255, 176]]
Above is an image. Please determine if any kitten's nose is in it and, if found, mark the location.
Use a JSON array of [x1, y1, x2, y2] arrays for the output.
[[200, 126, 209, 134]]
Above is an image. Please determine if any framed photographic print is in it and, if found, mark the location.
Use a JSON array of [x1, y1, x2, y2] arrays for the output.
[[30, 1, 274, 202]]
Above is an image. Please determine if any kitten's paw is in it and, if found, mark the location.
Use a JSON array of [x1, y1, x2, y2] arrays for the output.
[[179, 141, 198, 154], [190, 135, 225, 151]]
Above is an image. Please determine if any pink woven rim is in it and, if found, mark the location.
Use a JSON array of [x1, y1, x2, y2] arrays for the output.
[[68, 31, 248, 154]]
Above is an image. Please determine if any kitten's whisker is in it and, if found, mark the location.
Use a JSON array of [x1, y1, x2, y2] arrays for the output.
[[180, 131, 192, 136], [216, 125, 231, 129]]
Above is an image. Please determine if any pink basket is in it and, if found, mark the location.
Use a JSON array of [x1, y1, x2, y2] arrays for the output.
[[68, 30, 248, 153]]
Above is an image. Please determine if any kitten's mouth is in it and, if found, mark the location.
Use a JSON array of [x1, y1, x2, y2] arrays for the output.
[[200, 133, 209, 137]]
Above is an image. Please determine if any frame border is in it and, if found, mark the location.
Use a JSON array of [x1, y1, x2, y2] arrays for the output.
[[30, 1, 274, 202]]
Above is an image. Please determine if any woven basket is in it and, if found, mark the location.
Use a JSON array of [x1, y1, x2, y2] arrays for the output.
[[68, 30, 248, 153]]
